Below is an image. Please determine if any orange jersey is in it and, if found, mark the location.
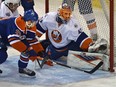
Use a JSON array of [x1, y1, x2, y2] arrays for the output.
[[0, 16, 43, 52]]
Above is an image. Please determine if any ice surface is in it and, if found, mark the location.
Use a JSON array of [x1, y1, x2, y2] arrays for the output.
[[0, 47, 116, 87]]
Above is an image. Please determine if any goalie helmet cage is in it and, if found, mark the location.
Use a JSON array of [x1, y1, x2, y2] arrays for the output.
[[45, 0, 115, 72]]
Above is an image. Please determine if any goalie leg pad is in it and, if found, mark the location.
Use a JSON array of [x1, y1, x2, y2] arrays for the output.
[[67, 50, 109, 71]]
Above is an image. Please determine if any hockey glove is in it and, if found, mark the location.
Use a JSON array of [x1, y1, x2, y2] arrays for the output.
[[22, 47, 42, 62], [45, 59, 53, 66], [28, 50, 38, 62], [38, 51, 53, 66], [41, 55, 53, 67], [88, 38, 108, 54]]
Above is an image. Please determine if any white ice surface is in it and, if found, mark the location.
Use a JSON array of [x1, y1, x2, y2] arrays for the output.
[[0, 47, 116, 87]]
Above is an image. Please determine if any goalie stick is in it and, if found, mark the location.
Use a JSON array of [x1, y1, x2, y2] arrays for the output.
[[54, 61, 103, 74], [36, 55, 103, 74]]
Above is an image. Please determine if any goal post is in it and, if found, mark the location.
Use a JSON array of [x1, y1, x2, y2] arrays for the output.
[[109, 0, 114, 72], [44, 0, 115, 72]]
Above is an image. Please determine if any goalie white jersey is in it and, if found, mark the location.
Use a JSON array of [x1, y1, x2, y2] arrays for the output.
[[39, 12, 83, 49]]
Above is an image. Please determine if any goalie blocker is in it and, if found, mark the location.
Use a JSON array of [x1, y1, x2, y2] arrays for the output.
[[67, 50, 109, 71]]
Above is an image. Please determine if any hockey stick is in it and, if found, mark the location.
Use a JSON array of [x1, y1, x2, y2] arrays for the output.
[[35, 56, 47, 69], [40, 56, 48, 68], [36, 55, 103, 74], [54, 61, 103, 74], [84, 61, 103, 74], [36, 59, 42, 69], [37, 56, 52, 69]]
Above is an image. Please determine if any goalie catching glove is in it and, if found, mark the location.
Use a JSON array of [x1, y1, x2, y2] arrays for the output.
[[88, 38, 108, 54]]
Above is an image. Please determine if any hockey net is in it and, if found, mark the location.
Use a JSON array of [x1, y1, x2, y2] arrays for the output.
[[42, 0, 115, 72]]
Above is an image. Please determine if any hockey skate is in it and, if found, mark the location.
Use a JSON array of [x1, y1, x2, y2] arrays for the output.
[[88, 38, 108, 54], [19, 68, 36, 77], [0, 69, 2, 74]]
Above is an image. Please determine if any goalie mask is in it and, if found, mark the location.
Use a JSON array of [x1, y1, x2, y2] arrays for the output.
[[56, 3, 72, 24], [5, 0, 20, 12], [23, 9, 38, 28]]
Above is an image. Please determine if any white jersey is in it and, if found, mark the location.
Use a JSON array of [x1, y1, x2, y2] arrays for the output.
[[39, 12, 83, 49], [0, 1, 19, 18]]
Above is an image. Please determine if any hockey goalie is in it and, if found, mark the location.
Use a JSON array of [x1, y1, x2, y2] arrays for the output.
[[51, 0, 109, 72], [37, 3, 109, 72]]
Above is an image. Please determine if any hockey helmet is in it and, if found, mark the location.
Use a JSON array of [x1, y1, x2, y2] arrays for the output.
[[24, 9, 38, 28], [57, 3, 72, 23]]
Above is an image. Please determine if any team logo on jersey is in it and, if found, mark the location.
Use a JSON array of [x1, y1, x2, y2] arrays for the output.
[[51, 30, 62, 43], [15, 29, 26, 40]]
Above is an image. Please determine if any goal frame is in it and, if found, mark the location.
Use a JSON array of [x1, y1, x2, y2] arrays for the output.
[[45, 0, 115, 72]]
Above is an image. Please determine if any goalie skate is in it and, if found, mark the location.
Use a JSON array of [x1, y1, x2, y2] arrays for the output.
[[19, 68, 36, 78], [0, 69, 2, 74], [88, 38, 108, 54]]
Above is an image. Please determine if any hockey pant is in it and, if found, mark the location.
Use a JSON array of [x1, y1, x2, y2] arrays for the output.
[[46, 42, 83, 60]]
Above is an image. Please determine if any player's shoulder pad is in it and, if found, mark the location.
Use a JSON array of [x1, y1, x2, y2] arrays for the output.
[[39, 12, 57, 23]]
